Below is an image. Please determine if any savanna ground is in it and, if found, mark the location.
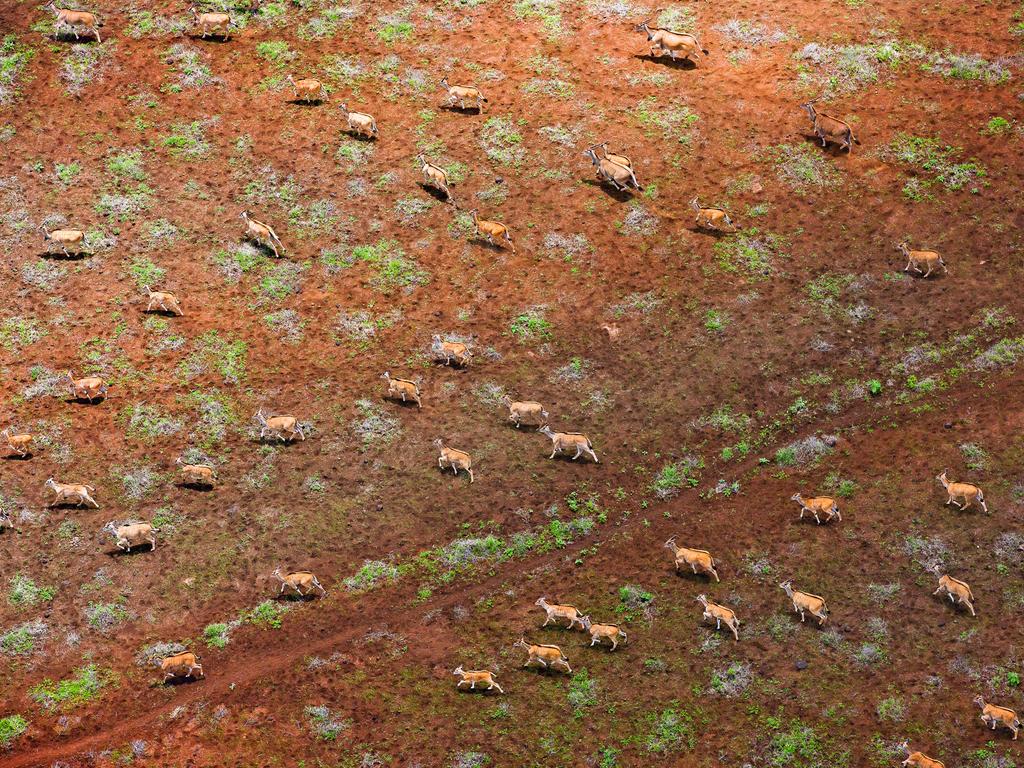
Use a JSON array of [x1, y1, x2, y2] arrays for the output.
[[1, 0, 1023, 765]]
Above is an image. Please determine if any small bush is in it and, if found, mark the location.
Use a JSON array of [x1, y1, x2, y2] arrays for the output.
[[344, 560, 398, 591], [245, 600, 287, 629], [203, 623, 231, 648], [8, 573, 56, 607], [644, 704, 696, 754], [0, 619, 47, 656], [30, 664, 113, 710], [567, 668, 598, 717], [0, 714, 28, 748], [305, 705, 349, 740]]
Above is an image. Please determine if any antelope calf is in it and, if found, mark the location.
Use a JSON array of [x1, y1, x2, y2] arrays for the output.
[[580, 615, 627, 651], [176, 457, 216, 487], [64, 370, 108, 403], [439, 77, 486, 112], [635, 19, 708, 63], [381, 372, 422, 409], [453, 665, 504, 693], [431, 335, 472, 366], [664, 538, 719, 582], [936, 470, 986, 512], [39, 225, 87, 257], [189, 6, 230, 39], [974, 695, 1020, 739], [143, 286, 184, 316], [535, 597, 585, 630], [791, 493, 841, 524], [240, 211, 283, 258], [418, 155, 452, 201], [503, 396, 547, 428], [46, 1, 101, 41], [537, 425, 598, 463], [156, 652, 204, 683], [513, 638, 571, 674], [45, 477, 98, 508], [800, 100, 860, 153], [583, 147, 642, 192], [103, 521, 157, 552], [272, 567, 327, 597], [2, 429, 34, 457], [287, 74, 328, 103], [899, 742, 945, 768], [691, 198, 735, 231], [469, 209, 515, 253], [928, 564, 975, 616], [898, 243, 946, 278], [339, 103, 378, 138], [434, 439, 473, 482], [779, 580, 829, 625], [697, 594, 740, 641], [254, 409, 305, 442]]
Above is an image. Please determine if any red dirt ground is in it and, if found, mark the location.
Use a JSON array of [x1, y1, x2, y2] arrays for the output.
[[1, 0, 1023, 765]]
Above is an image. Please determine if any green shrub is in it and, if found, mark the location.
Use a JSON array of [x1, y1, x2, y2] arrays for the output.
[[0, 714, 28, 747], [30, 665, 113, 710]]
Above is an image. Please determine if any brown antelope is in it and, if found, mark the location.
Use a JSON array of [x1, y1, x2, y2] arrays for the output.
[[272, 567, 327, 597], [287, 74, 328, 103], [593, 142, 632, 169], [899, 742, 945, 768], [103, 521, 157, 552], [635, 18, 709, 63], [469, 209, 515, 253], [155, 651, 204, 683], [580, 615, 627, 651], [453, 665, 504, 693], [926, 563, 975, 616], [433, 439, 473, 482], [254, 409, 305, 442], [898, 242, 946, 278], [431, 335, 472, 366], [439, 77, 486, 112], [601, 323, 621, 341], [790, 493, 841, 524], [143, 286, 184, 316], [664, 538, 719, 582], [381, 372, 422, 408], [46, 1, 101, 41], [189, 6, 230, 39], [582, 146, 642, 192], [691, 198, 735, 231], [240, 211, 283, 257], [2, 429, 34, 457], [176, 457, 216, 487], [513, 638, 571, 674], [45, 477, 98, 508], [39, 225, 87, 257], [537, 425, 598, 463], [503, 396, 547, 428], [64, 371, 108, 402], [339, 103, 378, 138], [697, 594, 739, 641], [417, 155, 452, 201], [779, 580, 829, 625], [936, 470, 986, 512], [534, 597, 585, 629], [800, 100, 860, 153], [974, 695, 1020, 740]]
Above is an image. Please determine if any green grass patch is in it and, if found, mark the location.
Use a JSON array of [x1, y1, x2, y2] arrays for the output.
[[0, 714, 28, 747], [30, 665, 114, 711], [0, 35, 34, 104], [8, 573, 56, 607]]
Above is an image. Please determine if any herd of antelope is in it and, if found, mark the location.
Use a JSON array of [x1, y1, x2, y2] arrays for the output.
[[2, 3, 984, 748]]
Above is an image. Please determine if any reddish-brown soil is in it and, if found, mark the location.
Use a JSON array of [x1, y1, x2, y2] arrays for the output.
[[1, 0, 1023, 766]]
